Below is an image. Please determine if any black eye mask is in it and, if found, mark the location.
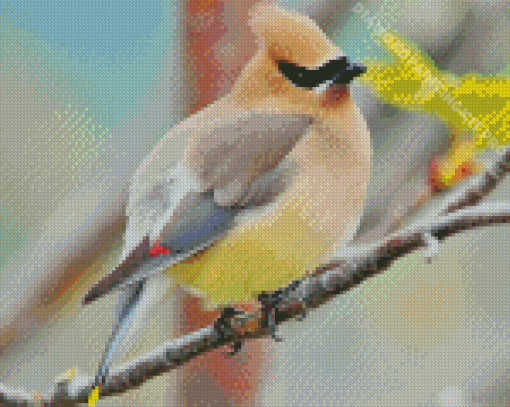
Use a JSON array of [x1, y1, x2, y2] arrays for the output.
[[277, 56, 366, 88]]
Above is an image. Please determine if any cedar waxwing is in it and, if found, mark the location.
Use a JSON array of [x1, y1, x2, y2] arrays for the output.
[[85, 3, 371, 398]]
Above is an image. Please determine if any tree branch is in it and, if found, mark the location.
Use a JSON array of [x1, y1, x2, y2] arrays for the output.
[[1, 148, 508, 406], [440, 148, 510, 215]]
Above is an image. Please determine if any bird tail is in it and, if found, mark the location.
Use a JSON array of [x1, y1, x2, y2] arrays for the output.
[[88, 278, 147, 406]]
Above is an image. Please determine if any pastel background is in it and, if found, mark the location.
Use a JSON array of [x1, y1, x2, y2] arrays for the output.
[[0, 0, 508, 406]]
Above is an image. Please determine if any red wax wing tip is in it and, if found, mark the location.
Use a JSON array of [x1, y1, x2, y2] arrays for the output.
[[149, 240, 171, 257]]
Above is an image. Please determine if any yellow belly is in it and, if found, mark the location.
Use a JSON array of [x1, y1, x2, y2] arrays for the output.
[[166, 197, 337, 306], [166, 102, 370, 307]]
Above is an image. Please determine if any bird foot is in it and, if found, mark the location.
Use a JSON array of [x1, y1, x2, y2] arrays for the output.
[[215, 307, 247, 356]]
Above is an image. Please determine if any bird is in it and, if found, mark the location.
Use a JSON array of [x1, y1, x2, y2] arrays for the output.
[[84, 2, 371, 400]]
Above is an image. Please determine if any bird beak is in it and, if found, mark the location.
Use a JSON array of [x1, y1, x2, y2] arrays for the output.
[[313, 59, 366, 96], [331, 60, 366, 84]]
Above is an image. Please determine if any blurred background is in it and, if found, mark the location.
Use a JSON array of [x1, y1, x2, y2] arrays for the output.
[[0, 0, 508, 405]]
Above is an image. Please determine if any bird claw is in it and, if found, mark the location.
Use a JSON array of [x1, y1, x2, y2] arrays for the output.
[[230, 341, 243, 356], [215, 306, 247, 356], [258, 292, 284, 343], [215, 307, 243, 333], [267, 307, 283, 342]]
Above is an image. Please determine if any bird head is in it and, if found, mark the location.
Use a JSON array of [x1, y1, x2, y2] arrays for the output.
[[231, 3, 366, 114]]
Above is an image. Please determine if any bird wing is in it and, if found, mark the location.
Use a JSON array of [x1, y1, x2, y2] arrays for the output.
[[83, 112, 310, 304]]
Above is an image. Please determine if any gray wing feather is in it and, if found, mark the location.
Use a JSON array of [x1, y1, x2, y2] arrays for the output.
[[83, 113, 308, 304], [83, 163, 236, 303]]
